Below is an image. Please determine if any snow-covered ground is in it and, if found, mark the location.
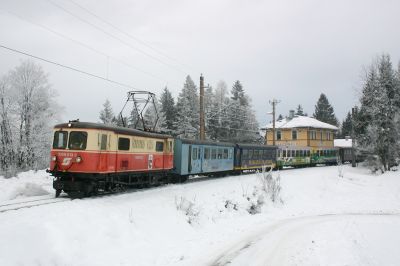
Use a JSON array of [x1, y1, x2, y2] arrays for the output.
[[1, 165, 400, 266]]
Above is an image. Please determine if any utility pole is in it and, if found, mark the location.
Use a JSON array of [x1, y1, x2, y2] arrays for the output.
[[268, 99, 280, 146], [351, 107, 356, 167], [199, 74, 206, 140]]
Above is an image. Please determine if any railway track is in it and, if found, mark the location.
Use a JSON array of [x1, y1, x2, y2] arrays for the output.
[[0, 195, 70, 213]]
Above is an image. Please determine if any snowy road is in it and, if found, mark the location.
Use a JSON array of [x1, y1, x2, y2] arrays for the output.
[[209, 212, 400, 266]]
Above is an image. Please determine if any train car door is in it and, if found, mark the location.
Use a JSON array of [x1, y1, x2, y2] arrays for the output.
[[189, 145, 202, 174], [98, 132, 109, 172]]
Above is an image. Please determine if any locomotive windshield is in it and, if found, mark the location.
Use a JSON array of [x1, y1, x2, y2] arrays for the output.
[[53, 131, 68, 149], [68, 131, 88, 150]]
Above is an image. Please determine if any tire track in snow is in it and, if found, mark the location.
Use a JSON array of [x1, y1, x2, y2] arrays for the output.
[[209, 212, 400, 266]]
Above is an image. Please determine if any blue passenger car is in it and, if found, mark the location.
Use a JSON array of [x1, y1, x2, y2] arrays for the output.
[[173, 139, 235, 176]]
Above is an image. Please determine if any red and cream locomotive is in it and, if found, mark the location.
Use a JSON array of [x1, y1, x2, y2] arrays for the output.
[[48, 121, 174, 197]]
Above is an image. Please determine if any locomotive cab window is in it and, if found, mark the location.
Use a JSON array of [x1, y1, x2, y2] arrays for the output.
[[156, 141, 164, 152], [53, 131, 68, 149], [68, 131, 87, 150], [118, 137, 130, 151]]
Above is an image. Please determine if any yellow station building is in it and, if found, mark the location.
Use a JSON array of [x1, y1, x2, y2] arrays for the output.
[[261, 111, 338, 153]]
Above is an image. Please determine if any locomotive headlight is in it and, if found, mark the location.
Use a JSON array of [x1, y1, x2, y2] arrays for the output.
[[75, 156, 82, 163], [68, 123, 72, 127], [51, 155, 57, 161]]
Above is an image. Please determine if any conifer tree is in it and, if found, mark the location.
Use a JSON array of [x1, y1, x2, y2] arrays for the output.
[[313, 93, 338, 126], [340, 112, 352, 138], [295, 105, 304, 116], [159, 87, 176, 133], [231, 80, 248, 106], [175, 75, 199, 139], [99, 99, 115, 125], [355, 54, 400, 171]]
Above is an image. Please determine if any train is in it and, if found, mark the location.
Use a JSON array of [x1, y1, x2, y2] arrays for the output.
[[47, 121, 341, 198]]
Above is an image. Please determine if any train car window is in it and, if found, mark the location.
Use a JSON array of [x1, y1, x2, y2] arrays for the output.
[[204, 148, 210, 159], [248, 149, 253, 159], [242, 149, 248, 159], [156, 141, 164, 152], [100, 134, 107, 150], [53, 131, 68, 149], [198, 148, 201, 159], [253, 150, 259, 159], [228, 149, 233, 159], [118, 137, 130, 150], [223, 149, 228, 159], [217, 149, 223, 159], [192, 148, 198, 160], [211, 149, 217, 159], [68, 131, 87, 150]]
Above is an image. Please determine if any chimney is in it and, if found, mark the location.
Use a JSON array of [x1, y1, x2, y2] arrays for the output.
[[289, 110, 295, 119]]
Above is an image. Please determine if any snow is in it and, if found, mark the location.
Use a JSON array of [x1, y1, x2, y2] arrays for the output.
[[262, 115, 339, 130], [0, 170, 53, 201], [0, 166, 400, 266], [334, 138, 353, 148]]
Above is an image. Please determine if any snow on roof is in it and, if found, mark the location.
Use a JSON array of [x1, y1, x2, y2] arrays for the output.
[[262, 116, 338, 130], [334, 138, 353, 148]]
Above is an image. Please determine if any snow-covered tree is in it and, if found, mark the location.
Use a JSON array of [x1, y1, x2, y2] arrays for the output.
[[99, 99, 115, 125], [0, 77, 16, 176], [340, 111, 352, 138], [143, 96, 165, 132], [231, 80, 248, 106], [313, 93, 338, 126], [295, 104, 304, 116], [355, 55, 400, 171], [7, 60, 60, 171], [175, 75, 199, 139], [159, 87, 177, 134]]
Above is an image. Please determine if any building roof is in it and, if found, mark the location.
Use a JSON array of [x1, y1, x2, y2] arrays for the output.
[[261, 116, 338, 131], [334, 138, 352, 148]]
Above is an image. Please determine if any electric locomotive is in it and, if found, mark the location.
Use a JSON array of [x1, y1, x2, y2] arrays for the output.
[[48, 121, 174, 197]]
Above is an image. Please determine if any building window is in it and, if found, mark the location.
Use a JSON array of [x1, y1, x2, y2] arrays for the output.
[[276, 130, 281, 140], [320, 131, 323, 140], [310, 130, 316, 140], [292, 130, 297, 140], [326, 132, 331, 140]]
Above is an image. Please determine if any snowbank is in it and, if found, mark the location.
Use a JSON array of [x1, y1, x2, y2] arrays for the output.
[[0, 170, 53, 201], [0, 166, 399, 266]]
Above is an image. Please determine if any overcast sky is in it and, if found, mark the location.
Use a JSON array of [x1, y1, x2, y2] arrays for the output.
[[1, 0, 400, 126]]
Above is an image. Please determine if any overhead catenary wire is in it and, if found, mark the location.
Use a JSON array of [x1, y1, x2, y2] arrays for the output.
[[0, 44, 137, 89], [0, 9, 170, 84], [65, 0, 197, 74], [45, 0, 189, 75]]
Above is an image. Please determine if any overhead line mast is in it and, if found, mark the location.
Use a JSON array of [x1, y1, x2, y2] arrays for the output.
[[268, 99, 280, 146]]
